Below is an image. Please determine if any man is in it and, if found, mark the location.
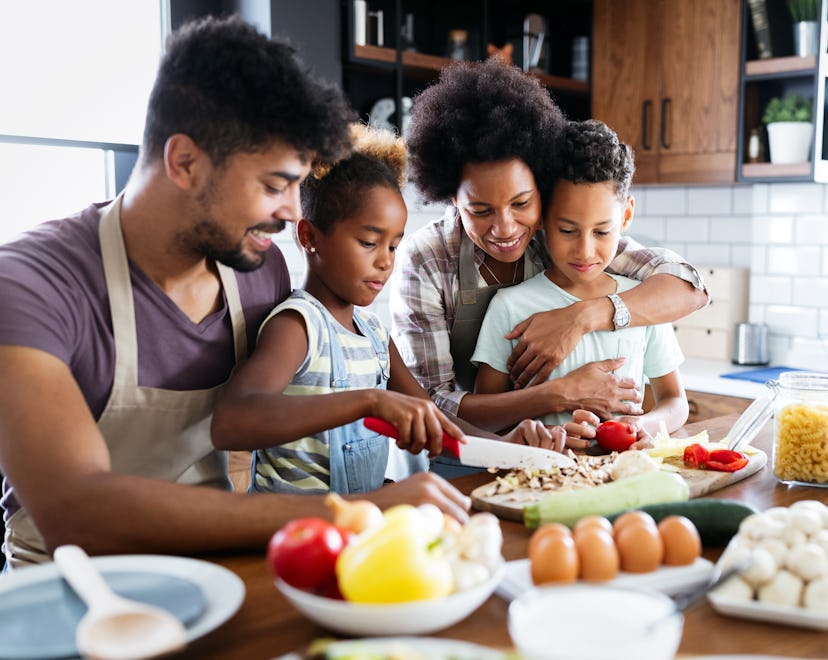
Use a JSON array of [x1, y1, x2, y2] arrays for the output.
[[0, 15, 469, 569]]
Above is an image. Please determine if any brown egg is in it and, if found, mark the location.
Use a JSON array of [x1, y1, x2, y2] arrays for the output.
[[616, 522, 664, 573], [574, 527, 619, 581], [573, 515, 613, 537], [528, 522, 572, 557], [530, 529, 579, 585], [658, 515, 702, 566], [612, 510, 657, 538]]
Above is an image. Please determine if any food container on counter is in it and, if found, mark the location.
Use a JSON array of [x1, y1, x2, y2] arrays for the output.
[[773, 372, 828, 487]]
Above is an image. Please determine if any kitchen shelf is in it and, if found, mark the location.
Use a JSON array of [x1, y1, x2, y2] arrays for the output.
[[352, 45, 590, 94], [737, 0, 828, 183], [745, 55, 817, 78]]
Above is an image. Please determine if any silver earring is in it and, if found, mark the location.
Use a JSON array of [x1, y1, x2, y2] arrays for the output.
[[308, 246, 316, 254]]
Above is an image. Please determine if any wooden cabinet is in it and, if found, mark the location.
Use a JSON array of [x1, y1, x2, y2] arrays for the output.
[[737, 0, 828, 182], [592, 0, 741, 184]]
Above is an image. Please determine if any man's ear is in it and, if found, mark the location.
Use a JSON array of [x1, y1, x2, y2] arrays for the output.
[[163, 134, 206, 190], [621, 195, 635, 231]]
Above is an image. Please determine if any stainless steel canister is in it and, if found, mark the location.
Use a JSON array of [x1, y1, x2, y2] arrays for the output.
[[732, 322, 769, 366]]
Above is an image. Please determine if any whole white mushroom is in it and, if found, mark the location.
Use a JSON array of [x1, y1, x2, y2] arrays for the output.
[[804, 576, 828, 612], [787, 543, 828, 581], [757, 569, 803, 607]]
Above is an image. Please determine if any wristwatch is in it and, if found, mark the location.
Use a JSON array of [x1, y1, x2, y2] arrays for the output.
[[607, 293, 631, 331]]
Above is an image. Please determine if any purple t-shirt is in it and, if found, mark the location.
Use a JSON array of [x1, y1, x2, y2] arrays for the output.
[[0, 202, 291, 518]]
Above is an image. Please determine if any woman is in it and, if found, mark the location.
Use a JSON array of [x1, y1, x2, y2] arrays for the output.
[[390, 59, 707, 441]]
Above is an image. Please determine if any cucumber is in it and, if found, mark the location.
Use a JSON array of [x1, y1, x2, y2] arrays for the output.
[[606, 499, 758, 547], [523, 471, 690, 529]]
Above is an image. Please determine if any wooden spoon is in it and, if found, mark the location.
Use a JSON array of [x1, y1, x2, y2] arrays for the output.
[[53, 545, 187, 660]]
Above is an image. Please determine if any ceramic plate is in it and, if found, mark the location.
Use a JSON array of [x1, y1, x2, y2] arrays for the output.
[[0, 554, 245, 660], [496, 557, 714, 602], [276, 564, 503, 637], [274, 636, 508, 660]]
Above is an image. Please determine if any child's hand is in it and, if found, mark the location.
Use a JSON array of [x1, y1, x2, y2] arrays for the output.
[[560, 409, 600, 450], [615, 415, 654, 450], [503, 419, 565, 452], [374, 392, 463, 457]]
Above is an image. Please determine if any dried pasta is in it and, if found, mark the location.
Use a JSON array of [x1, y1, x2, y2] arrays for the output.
[[774, 403, 828, 484]]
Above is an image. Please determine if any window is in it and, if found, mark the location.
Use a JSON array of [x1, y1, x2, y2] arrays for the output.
[[0, 1, 166, 241]]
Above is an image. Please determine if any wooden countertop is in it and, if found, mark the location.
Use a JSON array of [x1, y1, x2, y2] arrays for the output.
[[180, 415, 828, 659]]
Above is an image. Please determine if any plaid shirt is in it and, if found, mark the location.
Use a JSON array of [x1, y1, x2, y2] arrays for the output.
[[389, 208, 708, 415]]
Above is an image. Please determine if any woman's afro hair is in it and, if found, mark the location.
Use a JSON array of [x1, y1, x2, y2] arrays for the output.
[[406, 58, 566, 203]]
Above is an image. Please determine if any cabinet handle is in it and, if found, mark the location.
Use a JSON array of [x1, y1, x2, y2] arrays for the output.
[[660, 97, 671, 149], [641, 100, 652, 151]]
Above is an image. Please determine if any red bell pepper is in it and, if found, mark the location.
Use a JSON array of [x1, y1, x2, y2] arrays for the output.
[[682, 443, 748, 472]]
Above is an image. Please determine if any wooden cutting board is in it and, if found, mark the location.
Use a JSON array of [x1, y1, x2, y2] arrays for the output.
[[470, 448, 767, 523]]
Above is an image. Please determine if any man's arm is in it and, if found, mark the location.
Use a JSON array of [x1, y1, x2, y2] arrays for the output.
[[0, 346, 468, 557]]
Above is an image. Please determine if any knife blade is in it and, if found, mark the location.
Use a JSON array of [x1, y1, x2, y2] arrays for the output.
[[363, 417, 575, 471]]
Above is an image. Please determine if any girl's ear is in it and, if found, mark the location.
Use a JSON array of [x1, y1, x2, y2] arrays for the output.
[[296, 218, 318, 254], [620, 195, 635, 231]]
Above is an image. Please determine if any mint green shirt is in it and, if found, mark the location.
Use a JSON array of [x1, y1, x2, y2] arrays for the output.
[[471, 272, 684, 427]]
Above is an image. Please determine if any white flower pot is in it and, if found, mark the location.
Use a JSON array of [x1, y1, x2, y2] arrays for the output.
[[766, 121, 813, 164]]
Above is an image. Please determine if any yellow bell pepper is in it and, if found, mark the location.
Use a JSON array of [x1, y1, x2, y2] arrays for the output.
[[335, 504, 453, 603]]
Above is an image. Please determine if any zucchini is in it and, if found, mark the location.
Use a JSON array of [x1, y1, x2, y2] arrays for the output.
[[606, 499, 758, 547], [523, 471, 689, 529]]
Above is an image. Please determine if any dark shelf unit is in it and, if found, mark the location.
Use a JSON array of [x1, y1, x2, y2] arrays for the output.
[[341, 0, 592, 133], [737, 0, 828, 182]]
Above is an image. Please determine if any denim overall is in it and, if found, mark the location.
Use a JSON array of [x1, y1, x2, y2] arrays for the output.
[[316, 299, 391, 494]]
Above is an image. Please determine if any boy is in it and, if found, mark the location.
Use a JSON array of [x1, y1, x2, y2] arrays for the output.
[[471, 120, 688, 443]]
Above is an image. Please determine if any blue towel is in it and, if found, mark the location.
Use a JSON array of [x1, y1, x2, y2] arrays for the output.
[[720, 366, 805, 383]]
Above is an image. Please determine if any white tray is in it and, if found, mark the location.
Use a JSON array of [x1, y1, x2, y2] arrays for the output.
[[496, 556, 713, 602]]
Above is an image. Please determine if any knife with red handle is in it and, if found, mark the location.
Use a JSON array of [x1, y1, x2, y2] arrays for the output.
[[363, 417, 575, 471]]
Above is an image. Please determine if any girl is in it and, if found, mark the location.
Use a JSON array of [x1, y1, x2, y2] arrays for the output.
[[212, 124, 563, 495]]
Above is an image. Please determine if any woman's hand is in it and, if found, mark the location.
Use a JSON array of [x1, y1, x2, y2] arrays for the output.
[[505, 305, 589, 388], [554, 359, 643, 419], [502, 419, 566, 452]]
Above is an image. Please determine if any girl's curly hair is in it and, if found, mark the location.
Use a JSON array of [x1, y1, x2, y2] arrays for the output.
[[557, 120, 635, 200], [406, 59, 566, 202], [301, 123, 407, 233]]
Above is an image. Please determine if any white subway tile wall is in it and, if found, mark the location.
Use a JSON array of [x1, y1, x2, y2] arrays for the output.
[[631, 183, 828, 369], [272, 182, 828, 370]]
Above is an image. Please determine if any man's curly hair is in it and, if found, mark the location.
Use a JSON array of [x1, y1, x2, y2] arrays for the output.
[[557, 120, 635, 201], [141, 15, 354, 168], [406, 59, 566, 203]]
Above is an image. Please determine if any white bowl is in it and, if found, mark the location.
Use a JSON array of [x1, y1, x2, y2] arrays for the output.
[[275, 564, 504, 636], [509, 585, 683, 660]]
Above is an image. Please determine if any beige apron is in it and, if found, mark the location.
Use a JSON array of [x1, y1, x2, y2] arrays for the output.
[[4, 196, 247, 568], [449, 231, 523, 393]]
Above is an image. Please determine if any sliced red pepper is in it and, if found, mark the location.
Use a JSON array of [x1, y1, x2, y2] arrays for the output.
[[683, 443, 709, 469], [706, 449, 749, 472]]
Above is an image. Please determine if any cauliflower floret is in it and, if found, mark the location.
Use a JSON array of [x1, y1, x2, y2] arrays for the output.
[[803, 576, 828, 613], [757, 569, 803, 607], [787, 543, 828, 582]]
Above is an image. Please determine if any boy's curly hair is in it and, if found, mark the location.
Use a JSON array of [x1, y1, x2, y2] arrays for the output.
[[141, 15, 354, 168], [302, 123, 407, 233], [557, 119, 635, 200], [406, 59, 566, 203]]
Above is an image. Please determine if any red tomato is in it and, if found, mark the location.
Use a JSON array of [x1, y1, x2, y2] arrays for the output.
[[267, 517, 347, 590], [595, 420, 637, 452]]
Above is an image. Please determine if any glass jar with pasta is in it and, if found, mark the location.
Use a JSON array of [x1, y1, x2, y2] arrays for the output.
[[773, 372, 828, 486]]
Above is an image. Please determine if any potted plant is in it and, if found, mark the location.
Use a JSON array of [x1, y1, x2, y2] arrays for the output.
[[762, 93, 814, 164], [788, 0, 820, 56]]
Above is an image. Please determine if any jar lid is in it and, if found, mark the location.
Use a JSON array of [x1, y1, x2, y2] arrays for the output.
[[726, 381, 779, 452]]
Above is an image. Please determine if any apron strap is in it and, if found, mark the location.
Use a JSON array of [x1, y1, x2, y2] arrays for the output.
[[458, 231, 479, 306]]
